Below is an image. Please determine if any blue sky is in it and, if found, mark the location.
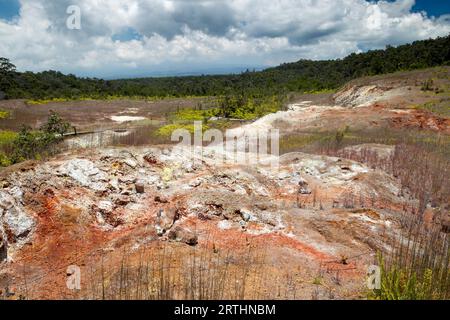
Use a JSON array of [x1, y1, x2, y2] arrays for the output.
[[409, 0, 450, 17], [0, 0, 20, 20], [0, 0, 449, 78]]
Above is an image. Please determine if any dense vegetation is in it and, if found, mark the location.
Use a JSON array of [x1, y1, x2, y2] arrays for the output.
[[0, 111, 70, 166], [0, 36, 449, 100]]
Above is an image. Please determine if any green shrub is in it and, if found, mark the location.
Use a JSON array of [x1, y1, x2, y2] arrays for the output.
[[0, 130, 18, 146], [172, 108, 219, 122], [10, 126, 43, 162], [27, 97, 70, 105], [40, 110, 70, 137], [156, 123, 210, 138], [218, 95, 284, 120], [0, 152, 12, 167], [0, 109, 9, 119], [369, 253, 448, 300], [0, 130, 17, 167]]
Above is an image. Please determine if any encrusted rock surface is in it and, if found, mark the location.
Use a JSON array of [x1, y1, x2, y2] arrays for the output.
[[0, 141, 430, 299]]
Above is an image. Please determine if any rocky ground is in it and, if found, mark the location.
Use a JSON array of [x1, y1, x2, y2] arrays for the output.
[[244, 68, 450, 136], [0, 67, 448, 300], [0, 142, 419, 299]]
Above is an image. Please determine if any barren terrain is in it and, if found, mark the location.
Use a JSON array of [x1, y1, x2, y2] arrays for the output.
[[0, 67, 449, 300]]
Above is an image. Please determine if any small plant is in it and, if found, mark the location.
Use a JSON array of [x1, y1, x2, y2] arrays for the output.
[[312, 276, 323, 286], [0, 152, 11, 167], [369, 218, 449, 300], [335, 130, 345, 146], [421, 79, 435, 91], [0, 130, 17, 146], [0, 109, 9, 119], [156, 123, 210, 138]]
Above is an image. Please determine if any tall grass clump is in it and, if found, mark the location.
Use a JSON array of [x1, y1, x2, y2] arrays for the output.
[[371, 214, 449, 300]]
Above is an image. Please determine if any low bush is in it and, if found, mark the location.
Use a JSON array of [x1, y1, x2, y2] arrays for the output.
[[0, 109, 9, 119], [0, 111, 71, 166]]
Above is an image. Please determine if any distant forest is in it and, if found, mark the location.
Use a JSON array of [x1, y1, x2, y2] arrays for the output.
[[1, 35, 449, 100]]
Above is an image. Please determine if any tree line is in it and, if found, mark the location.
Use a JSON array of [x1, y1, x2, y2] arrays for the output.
[[0, 35, 449, 100]]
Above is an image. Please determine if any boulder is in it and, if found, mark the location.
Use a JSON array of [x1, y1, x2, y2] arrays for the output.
[[0, 191, 35, 243], [118, 176, 137, 185], [182, 161, 195, 173], [93, 201, 124, 227], [299, 187, 312, 195], [96, 201, 113, 215], [3, 206, 35, 241], [109, 178, 120, 190], [0, 192, 14, 210], [154, 195, 169, 203], [8, 187, 24, 204], [167, 226, 198, 246], [135, 181, 145, 194], [238, 208, 254, 222], [123, 158, 138, 169], [189, 178, 203, 188], [114, 196, 131, 206], [59, 159, 106, 189], [156, 208, 179, 231]]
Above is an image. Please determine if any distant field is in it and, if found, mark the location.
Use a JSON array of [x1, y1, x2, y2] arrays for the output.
[[0, 96, 216, 132]]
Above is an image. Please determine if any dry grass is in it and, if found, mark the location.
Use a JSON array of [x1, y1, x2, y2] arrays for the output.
[[80, 241, 301, 300], [305, 127, 450, 300]]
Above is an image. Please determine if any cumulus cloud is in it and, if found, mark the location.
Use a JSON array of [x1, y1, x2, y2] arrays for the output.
[[0, 0, 449, 78]]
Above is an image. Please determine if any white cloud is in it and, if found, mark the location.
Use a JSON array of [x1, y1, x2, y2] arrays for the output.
[[0, 0, 448, 78]]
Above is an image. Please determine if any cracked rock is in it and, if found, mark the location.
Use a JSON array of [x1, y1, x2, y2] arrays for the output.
[[96, 201, 114, 215], [59, 159, 107, 190], [2, 206, 35, 241], [0, 192, 14, 210], [123, 158, 138, 169]]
